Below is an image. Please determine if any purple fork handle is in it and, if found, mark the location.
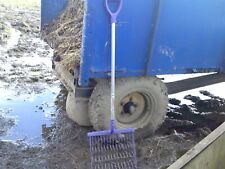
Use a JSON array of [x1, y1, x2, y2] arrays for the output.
[[105, 0, 123, 23]]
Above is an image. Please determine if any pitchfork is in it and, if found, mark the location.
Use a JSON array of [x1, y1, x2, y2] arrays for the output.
[[87, 0, 138, 168]]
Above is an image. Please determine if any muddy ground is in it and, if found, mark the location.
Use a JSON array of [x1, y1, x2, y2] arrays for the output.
[[0, 4, 225, 169]]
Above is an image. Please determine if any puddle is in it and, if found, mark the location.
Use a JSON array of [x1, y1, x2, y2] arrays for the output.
[[0, 86, 61, 145], [0, 5, 60, 146]]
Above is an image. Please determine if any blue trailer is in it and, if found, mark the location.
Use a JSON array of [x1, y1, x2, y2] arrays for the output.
[[41, 0, 225, 138]]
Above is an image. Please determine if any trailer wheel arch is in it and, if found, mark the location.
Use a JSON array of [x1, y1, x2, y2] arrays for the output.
[[88, 77, 168, 139]]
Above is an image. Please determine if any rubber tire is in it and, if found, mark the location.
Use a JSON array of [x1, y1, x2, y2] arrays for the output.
[[66, 92, 91, 126], [88, 77, 168, 139]]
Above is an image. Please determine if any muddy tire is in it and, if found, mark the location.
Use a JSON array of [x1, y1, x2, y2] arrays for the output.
[[66, 92, 91, 126], [88, 77, 168, 139]]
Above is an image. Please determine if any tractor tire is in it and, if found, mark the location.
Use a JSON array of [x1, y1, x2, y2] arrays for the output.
[[88, 77, 168, 139], [66, 92, 91, 126]]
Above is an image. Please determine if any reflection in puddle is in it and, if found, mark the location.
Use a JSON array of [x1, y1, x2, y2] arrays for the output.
[[0, 87, 60, 145]]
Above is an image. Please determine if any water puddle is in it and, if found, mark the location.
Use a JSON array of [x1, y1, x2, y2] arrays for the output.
[[0, 86, 61, 145], [0, 12, 60, 145]]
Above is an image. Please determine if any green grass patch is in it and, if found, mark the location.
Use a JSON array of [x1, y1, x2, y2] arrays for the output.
[[0, 0, 40, 9]]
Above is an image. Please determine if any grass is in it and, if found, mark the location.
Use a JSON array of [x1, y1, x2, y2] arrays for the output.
[[0, 0, 39, 9]]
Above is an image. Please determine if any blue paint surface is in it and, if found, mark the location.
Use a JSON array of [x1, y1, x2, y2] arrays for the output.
[[80, 0, 225, 86], [41, 0, 225, 87], [80, 0, 157, 85], [41, 0, 68, 27], [149, 0, 225, 75]]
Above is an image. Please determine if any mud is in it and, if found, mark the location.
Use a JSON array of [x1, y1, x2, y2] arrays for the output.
[[0, 20, 11, 45], [0, 113, 15, 136], [167, 90, 225, 133], [0, 3, 225, 169]]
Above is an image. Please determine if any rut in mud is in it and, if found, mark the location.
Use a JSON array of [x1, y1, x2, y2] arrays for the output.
[[0, 2, 225, 169]]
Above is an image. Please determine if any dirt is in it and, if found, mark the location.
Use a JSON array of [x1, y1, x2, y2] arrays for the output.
[[0, 20, 11, 45], [0, 3, 225, 169], [0, 113, 15, 136], [42, 0, 84, 73]]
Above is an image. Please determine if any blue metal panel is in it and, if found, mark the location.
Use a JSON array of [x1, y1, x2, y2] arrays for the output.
[[42, 0, 225, 86], [41, 0, 68, 27], [149, 0, 225, 75], [80, 0, 157, 86]]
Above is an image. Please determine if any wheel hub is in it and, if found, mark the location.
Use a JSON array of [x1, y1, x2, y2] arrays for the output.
[[123, 101, 137, 114], [116, 92, 146, 124]]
